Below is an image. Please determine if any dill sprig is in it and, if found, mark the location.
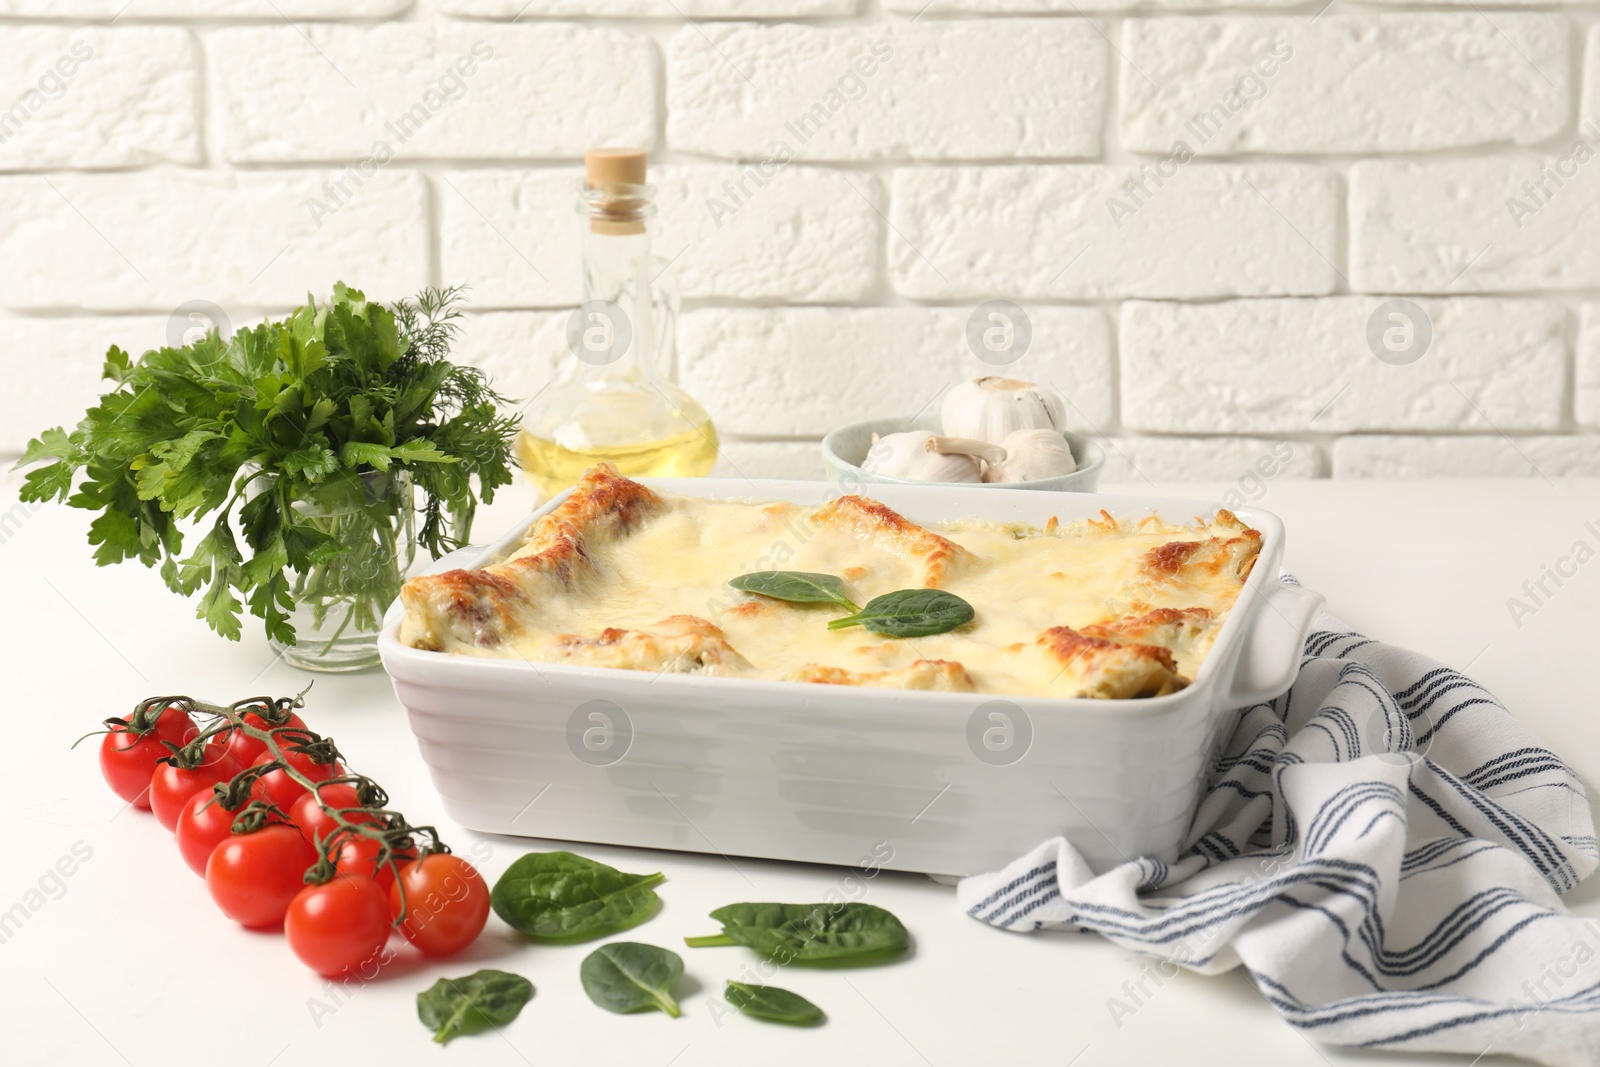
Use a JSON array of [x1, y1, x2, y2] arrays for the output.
[[13, 283, 520, 645]]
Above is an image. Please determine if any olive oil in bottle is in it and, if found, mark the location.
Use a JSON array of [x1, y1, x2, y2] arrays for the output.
[[516, 147, 719, 499], [516, 422, 720, 499]]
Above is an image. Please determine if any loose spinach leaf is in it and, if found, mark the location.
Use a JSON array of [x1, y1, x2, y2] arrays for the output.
[[724, 981, 825, 1026], [729, 571, 859, 613], [490, 851, 665, 942], [826, 589, 974, 638], [580, 943, 684, 1018], [685, 902, 910, 964], [416, 969, 534, 1045]]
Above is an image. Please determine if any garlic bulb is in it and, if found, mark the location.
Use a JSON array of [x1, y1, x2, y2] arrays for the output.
[[940, 377, 1066, 445], [984, 428, 1077, 484], [860, 431, 987, 483]]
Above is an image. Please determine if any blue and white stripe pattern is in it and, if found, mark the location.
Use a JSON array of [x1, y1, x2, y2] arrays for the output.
[[957, 604, 1600, 1065]]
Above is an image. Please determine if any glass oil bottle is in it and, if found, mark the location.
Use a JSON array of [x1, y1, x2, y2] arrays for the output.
[[515, 147, 719, 498]]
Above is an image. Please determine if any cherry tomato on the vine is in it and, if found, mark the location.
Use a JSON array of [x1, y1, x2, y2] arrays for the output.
[[174, 790, 246, 877], [206, 824, 318, 929], [285, 876, 393, 977], [251, 748, 342, 812], [333, 837, 414, 894], [389, 854, 491, 957], [97, 705, 196, 809], [150, 754, 242, 832], [292, 784, 382, 847], [206, 709, 307, 768]]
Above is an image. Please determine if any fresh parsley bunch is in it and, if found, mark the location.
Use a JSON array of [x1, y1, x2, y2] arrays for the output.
[[15, 284, 518, 645]]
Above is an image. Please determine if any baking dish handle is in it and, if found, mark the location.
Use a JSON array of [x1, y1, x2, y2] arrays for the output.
[[1226, 580, 1325, 707]]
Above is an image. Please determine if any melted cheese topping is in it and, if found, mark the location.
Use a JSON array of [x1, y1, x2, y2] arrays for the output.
[[397, 466, 1261, 699]]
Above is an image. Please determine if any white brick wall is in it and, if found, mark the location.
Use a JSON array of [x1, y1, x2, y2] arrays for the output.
[[713, 440, 830, 482], [0, 171, 428, 309], [1121, 16, 1569, 155], [0, 1, 408, 13], [891, 164, 1338, 300], [1120, 298, 1565, 433], [1100, 437, 1322, 485], [440, 166, 881, 306], [442, 0, 854, 13], [212, 25, 656, 163], [1580, 304, 1600, 430], [1334, 437, 1600, 478], [0, 314, 169, 454], [453, 312, 567, 415], [667, 22, 1106, 161], [678, 306, 1113, 436], [1351, 158, 1600, 293], [0, 7, 1593, 480], [882, 0, 1304, 8], [0, 28, 199, 169]]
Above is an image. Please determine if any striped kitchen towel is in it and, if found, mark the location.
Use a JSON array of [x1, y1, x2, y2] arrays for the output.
[[958, 601, 1600, 1066]]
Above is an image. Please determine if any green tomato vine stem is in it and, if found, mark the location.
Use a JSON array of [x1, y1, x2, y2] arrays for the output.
[[120, 688, 450, 928]]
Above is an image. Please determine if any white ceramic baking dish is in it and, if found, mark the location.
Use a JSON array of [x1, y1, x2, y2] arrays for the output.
[[379, 478, 1322, 877]]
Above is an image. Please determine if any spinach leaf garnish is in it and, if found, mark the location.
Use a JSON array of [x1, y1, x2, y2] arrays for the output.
[[826, 589, 974, 638], [580, 942, 684, 1018], [685, 902, 910, 964], [729, 571, 860, 613], [728, 570, 975, 639], [490, 851, 665, 942], [416, 969, 534, 1044], [724, 981, 825, 1026]]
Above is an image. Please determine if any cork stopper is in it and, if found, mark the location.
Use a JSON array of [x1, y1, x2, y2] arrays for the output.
[[583, 148, 649, 235], [585, 147, 648, 189]]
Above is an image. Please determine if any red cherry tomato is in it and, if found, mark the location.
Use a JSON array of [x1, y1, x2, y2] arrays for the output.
[[97, 705, 195, 809], [285, 876, 393, 977], [174, 790, 246, 877], [149, 754, 242, 832], [389, 854, 491, 957], [206, 824, 318, 929], [292, 784, 382, 847], [206, 709, 307, 768], [251, 748, 342, 813], [333, 837, 414, 894]]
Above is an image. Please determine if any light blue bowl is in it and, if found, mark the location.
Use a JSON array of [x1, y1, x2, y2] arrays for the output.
[[821, 417, 1104, 492]]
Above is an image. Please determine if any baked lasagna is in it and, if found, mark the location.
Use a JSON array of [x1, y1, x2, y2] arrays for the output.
[[397, 465, 1262, 699]]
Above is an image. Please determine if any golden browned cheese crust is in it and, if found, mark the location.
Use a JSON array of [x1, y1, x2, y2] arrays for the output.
[[397, 463, 665, 651], [1036, 626, 1188, 699], [810, 495, 972, 588], [1140, 510, 1261, 586], [396, 466, 1263, 699], [550, 615, 752, 673], [1083, 606, 1214, 642], [791, 659, 977, 691]]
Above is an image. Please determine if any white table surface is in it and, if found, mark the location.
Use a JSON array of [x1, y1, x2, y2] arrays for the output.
[[5, 472, 1598, 1067]]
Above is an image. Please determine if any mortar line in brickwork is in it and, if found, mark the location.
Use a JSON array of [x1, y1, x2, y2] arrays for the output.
[[186, 25, 211, 168], [424, 172, 442, 291], [1095, 13, 1131, 438]]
